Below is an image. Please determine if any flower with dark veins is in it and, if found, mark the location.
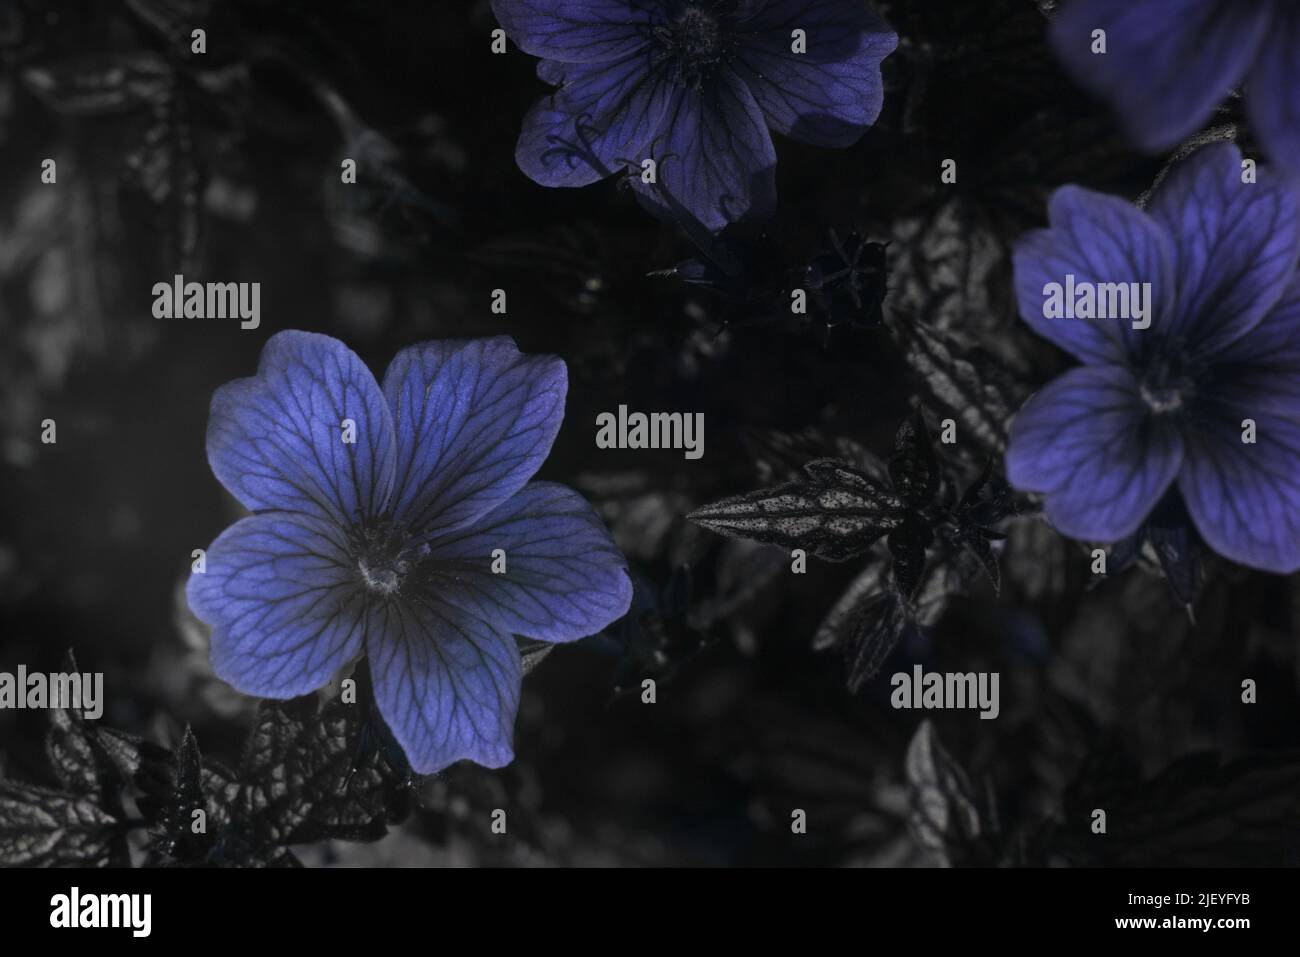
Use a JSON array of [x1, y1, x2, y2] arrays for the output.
[[492, 0, 898, 231], [187, 331, 633, 773], [1007, 142, 1300, 573], [1050, 0, 1300, 178]]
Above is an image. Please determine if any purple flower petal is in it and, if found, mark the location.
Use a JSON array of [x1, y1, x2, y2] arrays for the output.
[[206, 331, 396, 527], [1246, 6, 1300, 180], [730, 0, 897, 148], [1180, 410, 1300, 574], [367, 596, 522, 773], [490, 0, 658, 63], [1012, 185, 1175, 365], [1007, 365, 1184, 541], [187, 513, 366, 698], [1148, 142, 1300, 355], [381, 337, 566, 540], [424, 482, 632, 643], [1211, 274, 1300, 417], [516, 50, 673, 187], [631, 72, 777, 233], [1049, 0, 1269, 153]]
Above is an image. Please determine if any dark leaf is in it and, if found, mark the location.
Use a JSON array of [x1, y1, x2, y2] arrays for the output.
[[1108, 531, 1143, 575], [957, 530, 1001, 594], [150, 726, 213, 864], [45, 706, 109, 795], [815, 557, 960, 691], [888, 514, 933, 601], [905, 721, 994, 866], [842, 588, 916, 693], [688, 459, 904, 562], [45, 705, 153, 799], [933, 459, 1019, 594], [887, 411, 940, 506], [956, 457, 1021, 527], [176, 727, 204, 801], [42, 708, 143, 867], [887, 198, 1008, 341], [238, 694, 406, 847], [892, 318, 1021, 458], [689, 539, 786, 629], [801, 230, 889, 329], [1105, 494, 1204, 607], [813, 560, 891, 652], [742, 427, 888, 486], [1149, 522, 1201, 609], [0, 781, 121, 867], [913, 557, 966, 628]]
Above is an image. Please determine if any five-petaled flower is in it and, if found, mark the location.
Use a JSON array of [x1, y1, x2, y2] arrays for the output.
[[187, 331, 632, 773], [492, 0, 897, 231], [1051, 0, 1300, 179], [1007, 142, 1300, 574]]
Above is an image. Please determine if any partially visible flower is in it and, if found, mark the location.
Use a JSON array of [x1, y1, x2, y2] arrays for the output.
[[492, 0, 897, 231], [1007, 142, 1300, 573], [1050, 1, 1300, 177], [188, 332, 632, 773]]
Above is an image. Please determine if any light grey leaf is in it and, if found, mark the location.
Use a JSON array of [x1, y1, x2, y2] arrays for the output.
[[689, 460, 904, 562], [904, 721, 985, 866]]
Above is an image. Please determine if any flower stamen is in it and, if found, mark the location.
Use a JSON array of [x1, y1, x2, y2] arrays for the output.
[[1138, 349, 1197, 415], [351, 519, 420, 597], [653, 5, 730, 88]]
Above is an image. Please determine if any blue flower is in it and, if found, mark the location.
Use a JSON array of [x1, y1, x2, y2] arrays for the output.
[[187, 332, 632, 773], [1006, 142, 1300, 573], [1050, 1, 1300, 178], [492, 0, 897, 231]]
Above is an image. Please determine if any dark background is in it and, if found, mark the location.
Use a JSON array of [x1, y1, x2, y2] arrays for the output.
[[1, 0, 1298, 866]]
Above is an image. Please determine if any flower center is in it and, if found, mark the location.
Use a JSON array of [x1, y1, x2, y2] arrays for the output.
[[358, 553, 406, 595], [653, 6, 730, 88], [350, 519, 426, 597], [1138, 350, 1197, 415]]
